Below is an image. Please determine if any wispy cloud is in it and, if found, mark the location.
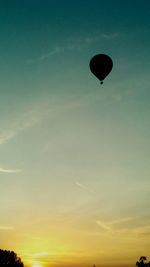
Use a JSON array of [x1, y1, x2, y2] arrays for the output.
[[100, 32, 120, 39], [0, 82, 125, 147], [0, 167, 22, 173], [0, 131, 17, 145], [0, 99, 68, 146], [0, 104, 44, 145], [26, 47, 62, 64], [0, 97, 78, 146], [75, 182, 95, 194], [96, 217, 133, 233], [96, 220, 112, 232], [26, 32, 120, 64], [109, 217, 133, 225]]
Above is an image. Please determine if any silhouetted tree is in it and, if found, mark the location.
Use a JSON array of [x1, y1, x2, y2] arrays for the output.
[[0, 249, 24, 267], [136, 256, 150, 267]]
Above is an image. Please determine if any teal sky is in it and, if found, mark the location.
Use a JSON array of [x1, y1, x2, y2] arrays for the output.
[[0, 1, 150, 267]]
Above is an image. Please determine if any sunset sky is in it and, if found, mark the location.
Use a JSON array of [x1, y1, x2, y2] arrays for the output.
[[0, 1, 150, 267]]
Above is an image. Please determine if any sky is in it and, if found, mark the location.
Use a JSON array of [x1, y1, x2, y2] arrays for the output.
[[0, 1, 150, 267]]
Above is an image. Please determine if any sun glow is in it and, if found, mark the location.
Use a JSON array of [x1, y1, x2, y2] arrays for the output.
[[31, 262, 43, 267], [32, 264, 42, 267]]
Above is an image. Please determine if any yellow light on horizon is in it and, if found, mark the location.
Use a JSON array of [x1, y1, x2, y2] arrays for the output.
[[32, 263, 42, 267]]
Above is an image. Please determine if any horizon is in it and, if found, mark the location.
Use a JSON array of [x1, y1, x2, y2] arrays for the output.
[[0, 1, 150, 267]]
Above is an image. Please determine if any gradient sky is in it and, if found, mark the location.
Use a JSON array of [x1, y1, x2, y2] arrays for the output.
[[0, 1, 150, 267]]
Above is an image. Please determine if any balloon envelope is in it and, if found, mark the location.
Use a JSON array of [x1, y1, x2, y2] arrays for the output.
[[89, 54, 113, 83]]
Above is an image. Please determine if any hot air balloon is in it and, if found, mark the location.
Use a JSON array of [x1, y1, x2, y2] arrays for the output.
[[89, 54, 113, 84]]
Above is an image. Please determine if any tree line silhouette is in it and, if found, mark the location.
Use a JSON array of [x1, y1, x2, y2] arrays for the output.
[[0, 249, 24, 267], [136, 256, 150, 267], [0, 249, 149, 267]]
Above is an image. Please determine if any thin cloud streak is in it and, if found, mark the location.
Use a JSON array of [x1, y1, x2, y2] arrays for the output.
[[95, 217, 134, 233], [0, 167, 22, 173], [75, 182, 95, 194], [95, 217, 150, 240], [0, 104, 45, 145], [101, 33, 120, 39], [26, 32, 120, 64], [0, 99, 75, 146], [109, 217, 133, 225], [0, 83, 127, 147], [26, 47, 62, 64], [96, 220, 112, 232]]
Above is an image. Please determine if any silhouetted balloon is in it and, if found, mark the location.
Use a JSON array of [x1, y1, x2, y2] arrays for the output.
[[89, 54, 113, 84]]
